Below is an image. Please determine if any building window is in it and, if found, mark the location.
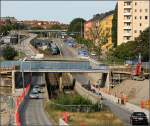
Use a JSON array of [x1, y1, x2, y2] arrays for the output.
[[135, 9, 137, 12], [145, 16, 148, 20], [140, 30, 142, 33], [135, 2, 137, 5], [124, 22, 131, 26], [139, 23, 142, 26], [135, 16, 137, 19], [124, 2, 131, 6], [124, 9, 130, 13], [145, 9, 148, 12], [134, 30, 137, 33], [140, 16, 142, 19], [140, 9, 142, 12], [127, 36, 130, 40]]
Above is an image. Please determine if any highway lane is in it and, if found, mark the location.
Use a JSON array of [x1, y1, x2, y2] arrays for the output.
[[13, 33, 37, 57], [20, 73, 52, 126], [54, 38, 133, 126]]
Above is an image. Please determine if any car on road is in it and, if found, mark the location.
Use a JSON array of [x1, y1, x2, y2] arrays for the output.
[[29, 92, 39, 99], [130, 112, 148, 125], [50, 44, 60, 55], [67, 40, 76, 47], [32, 88, 39, 94], [95, 92, 103, 99], [78, 50, 89, 58], [90, 51, 97, 56], [33, 85, 42, 93]]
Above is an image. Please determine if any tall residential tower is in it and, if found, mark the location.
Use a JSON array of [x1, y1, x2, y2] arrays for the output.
[[117, 0, 150, 45]]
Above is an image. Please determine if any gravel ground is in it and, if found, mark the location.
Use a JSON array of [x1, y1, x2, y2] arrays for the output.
[[110, 79, 149, 105]]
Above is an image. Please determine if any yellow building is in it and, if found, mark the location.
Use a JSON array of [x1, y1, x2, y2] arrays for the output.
[[99, 14, 113, 55]]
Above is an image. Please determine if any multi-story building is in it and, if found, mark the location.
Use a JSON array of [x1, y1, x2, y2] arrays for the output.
[[84, 21, 93, 40], [100, 14, 113, 54], [117, 0, 150, 45], [84, 11, 113, 54]]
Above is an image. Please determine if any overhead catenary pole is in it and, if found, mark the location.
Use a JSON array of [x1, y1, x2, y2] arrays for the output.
[[81, 20, 83, 38], [21, 61, 25, 92]]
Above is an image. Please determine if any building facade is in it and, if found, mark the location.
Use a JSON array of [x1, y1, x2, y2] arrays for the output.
[[99, 14, 113, 54], [84, 12, 113, 54], [117, 0, 150, 45], [84, 21, 93, 40]]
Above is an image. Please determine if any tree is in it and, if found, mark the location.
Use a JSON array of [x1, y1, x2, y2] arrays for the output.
[[68, 18, 86, 37], [50, 24, 62, 30], [107, 27, 149, 62], [2, 46, 17, 60], [111, 3, 118, 47], [88, 21, 111, 57]]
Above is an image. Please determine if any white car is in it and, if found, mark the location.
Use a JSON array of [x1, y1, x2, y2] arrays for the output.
[[29, 93, 39, 99], [33, 86, 41, 93], [32, 88, 39, 94]]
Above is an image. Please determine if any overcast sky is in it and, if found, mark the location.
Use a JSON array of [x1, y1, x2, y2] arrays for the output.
[[1, 1, 116, 24]]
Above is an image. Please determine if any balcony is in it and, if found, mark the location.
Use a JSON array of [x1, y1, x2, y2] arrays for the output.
[[123, 32, 132, 36], [123, 26, 131, 29], [123, 12, 131, 16], [124, 5, 132, 9], [123, 19, 132, 22]]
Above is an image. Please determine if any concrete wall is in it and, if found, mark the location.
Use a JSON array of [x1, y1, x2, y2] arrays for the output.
[[67, 73, 101, 104], [74, 80, 101, 104]]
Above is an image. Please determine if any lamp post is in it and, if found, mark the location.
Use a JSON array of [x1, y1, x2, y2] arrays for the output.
[[81, 20, 83, 38], [21, 61, 25, 92]]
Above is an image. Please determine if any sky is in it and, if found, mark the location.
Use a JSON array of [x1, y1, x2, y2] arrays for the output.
[[1, 1, 116, 24]]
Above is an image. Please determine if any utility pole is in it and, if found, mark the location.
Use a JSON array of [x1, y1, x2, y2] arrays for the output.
[[81, 20, 83, 38], [18, 30, 21, 58], [21, 61, 25, 92]]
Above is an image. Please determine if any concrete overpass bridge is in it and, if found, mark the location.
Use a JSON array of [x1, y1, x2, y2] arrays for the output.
[[0, 59, 109, 73], [23, 29, 80, 38], [0, 59, 109, 93]]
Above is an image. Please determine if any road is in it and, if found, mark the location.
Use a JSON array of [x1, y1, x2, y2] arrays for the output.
[[54, 38, 133, 126], [20, 73, 52, 126], [13, 33, 37, 57]]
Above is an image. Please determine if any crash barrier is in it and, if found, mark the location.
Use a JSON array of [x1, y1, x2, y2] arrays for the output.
[[15, 83, 30, 126], [49, 101, 101, 112], [140, 100, 150, 109], [0, 67, 16, 71], [100, 89, 150, 122], [59, 118, 69, 126], [100, 88, 129, 104], [74, 81, 101, 104]]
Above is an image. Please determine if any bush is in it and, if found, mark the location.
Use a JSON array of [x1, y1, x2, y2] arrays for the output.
[[2, 46, 17, 60], [50, 93, 101, 112]]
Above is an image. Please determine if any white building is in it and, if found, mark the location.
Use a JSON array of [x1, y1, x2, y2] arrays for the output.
[[117, 0, 150, 45]]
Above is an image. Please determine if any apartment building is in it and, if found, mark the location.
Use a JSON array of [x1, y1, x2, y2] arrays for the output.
[[100, 14, 113, 54], [117, 0, 150, 45], [84, 11, 113, 54]]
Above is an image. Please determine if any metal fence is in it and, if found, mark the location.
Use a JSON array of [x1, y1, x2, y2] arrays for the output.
[[49, 101, 102, 112]]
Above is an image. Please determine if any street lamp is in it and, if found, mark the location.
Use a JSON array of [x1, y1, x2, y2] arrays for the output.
[[81, 20, 83, 38], [21, 61, 25, 92]]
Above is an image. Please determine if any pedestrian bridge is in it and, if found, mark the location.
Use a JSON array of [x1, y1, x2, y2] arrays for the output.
[[0, 59, 109, 73]]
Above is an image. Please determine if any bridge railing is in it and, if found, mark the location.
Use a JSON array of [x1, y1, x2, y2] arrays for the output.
[[0, 60, 92, 71]]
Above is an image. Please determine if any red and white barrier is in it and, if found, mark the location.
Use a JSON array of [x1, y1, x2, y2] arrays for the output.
[[15, 83, 30, 126]]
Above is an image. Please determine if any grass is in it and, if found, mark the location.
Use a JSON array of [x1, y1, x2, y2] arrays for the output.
[[44, 93, 124, 126], [45, 102, 124, 126]]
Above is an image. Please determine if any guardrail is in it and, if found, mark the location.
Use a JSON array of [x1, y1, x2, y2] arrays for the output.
[[15, 83, 30, 126], [74, 81, 101, 104]]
